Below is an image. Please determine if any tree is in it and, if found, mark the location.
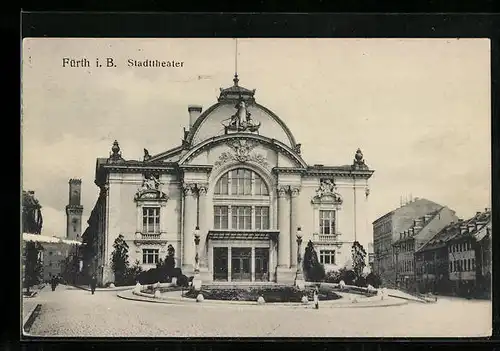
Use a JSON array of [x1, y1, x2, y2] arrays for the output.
[[164, 244, 176, 276], [352, 241, 367, 281], [22, 191, 43, 234], [111, 234, 130, 285], [303, 240, 326, 282], [24, 241, 44, 293]]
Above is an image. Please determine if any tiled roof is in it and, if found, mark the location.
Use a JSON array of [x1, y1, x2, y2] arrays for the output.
[[417, 210, 491, 252], [392, 208, 442, 245]]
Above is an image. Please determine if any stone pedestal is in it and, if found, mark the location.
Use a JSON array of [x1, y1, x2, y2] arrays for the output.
[[193, 278, 202, 291]]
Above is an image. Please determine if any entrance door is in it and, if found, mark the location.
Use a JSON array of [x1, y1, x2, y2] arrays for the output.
[[213, 247, 228, 281], [255, 248, 269, 281], [231, 248, 251, 281]]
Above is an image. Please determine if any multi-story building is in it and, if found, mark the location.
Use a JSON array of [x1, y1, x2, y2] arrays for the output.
[[84, 75, 375, 286], [372, 198, 444, 284], [415, 209, 491, 297], [392, 206, 458, 289]]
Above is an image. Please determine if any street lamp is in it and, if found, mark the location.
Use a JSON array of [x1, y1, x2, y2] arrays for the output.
[[194, 226, 200, 275], [193, 226, 202, 290], [295, 226, 305, 289]]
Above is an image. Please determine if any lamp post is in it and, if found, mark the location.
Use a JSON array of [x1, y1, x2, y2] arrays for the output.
[[193, 226, 202, 290], [194, 226, 200, 274], [295, 226, 305, 290]]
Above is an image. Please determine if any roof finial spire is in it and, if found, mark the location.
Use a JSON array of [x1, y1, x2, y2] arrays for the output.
[[233, 38, 239, 86]]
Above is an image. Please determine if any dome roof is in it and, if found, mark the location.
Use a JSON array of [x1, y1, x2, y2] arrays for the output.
[[185, 76, 298, 148]]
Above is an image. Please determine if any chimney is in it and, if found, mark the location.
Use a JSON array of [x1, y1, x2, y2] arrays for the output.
[[476, 211, 481, 216], [188, 105, 203, 128]]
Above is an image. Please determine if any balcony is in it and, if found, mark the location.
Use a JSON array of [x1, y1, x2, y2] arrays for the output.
[[312, 233, 342, 246], [133, 232, 168, 245]]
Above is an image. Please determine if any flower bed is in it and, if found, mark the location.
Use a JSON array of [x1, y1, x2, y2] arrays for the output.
[[141, 285, 183, 294], [184, 285, 341, 302]]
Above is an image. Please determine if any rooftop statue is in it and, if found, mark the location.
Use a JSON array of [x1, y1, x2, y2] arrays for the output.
[[223, 99, 261, 134]]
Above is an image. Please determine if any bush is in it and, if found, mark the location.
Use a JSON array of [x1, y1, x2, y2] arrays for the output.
[[365, 272, 382, 288], [325, 270, 341, 283], [177, 274, 190, 287], [338, 268, 356, 285], [137, 268, 169, 285], [355, 276, 367, 287]]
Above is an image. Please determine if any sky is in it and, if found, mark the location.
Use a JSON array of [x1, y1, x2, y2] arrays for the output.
[[21, 38, 491, 238]]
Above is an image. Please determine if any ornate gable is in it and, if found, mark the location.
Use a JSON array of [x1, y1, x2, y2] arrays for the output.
[[311, 179, 343, 206]]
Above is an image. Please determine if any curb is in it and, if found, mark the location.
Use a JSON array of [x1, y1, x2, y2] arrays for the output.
[[388, 294, 433, 303], [22, 304, 41, 335], [72, 285, 135, 292], [117, 290, 408, 309]]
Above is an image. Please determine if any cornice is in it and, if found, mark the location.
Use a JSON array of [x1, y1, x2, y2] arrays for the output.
[[305, 168, 374, 179], [179, 164, 213, 173], [272, 167, 307, 174]]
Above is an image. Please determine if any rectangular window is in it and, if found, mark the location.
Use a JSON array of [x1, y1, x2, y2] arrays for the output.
[[214, 206, 229, 229], [142, 249, 159, 264], [215, 173, 229, 195], [319, 250, 335, 265], [472, 258, 475, 270], [467, 259, 471, 271], [319, 210, 335, 235], [255, 206, 270, 230], [450, 262, 452, 272], [142, 207, 160, 233], [232, 206, 252, 230]]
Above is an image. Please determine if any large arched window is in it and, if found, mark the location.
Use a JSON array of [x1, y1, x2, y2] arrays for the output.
[[213, 168, 270, 230], [214, 168, 269, 196]]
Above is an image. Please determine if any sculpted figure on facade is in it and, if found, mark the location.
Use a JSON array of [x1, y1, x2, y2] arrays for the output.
[[223, 99, 261, 133], [313, 179, 343, 205], [277, 185, 289, 198], [182, 182, 198, 196], [143, 148, 152, 161]]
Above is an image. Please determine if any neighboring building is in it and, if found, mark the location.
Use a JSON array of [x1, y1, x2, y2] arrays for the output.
[[367, 242, 375, 272], [392, 206, 458, 289], [84, 75, 375, 286], [66, 179, 83, 242], [372, 198, 444, 284], [42, 242, 74, 282], [415, 209, 491, 297]]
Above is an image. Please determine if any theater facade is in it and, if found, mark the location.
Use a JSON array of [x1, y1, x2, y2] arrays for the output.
[[86, 76, 374, 286]]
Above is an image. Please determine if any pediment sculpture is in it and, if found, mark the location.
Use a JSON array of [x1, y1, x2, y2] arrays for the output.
[[312, 179, 343, 205], [222, 99, 261, 134], [134, 174, 168, 201]]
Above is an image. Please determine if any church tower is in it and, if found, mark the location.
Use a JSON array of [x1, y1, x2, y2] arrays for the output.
[[66, 179, 83, 241]]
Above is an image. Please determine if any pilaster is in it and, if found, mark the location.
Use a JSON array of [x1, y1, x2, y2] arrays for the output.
[[182, 183, 198, 273], [277, 186, 290, 268], [290, 186, 301, 268]]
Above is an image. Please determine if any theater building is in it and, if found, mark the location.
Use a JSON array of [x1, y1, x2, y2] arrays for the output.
[[86, 76, 374, 286]]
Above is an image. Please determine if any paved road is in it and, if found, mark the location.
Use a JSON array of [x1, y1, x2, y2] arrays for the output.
[[27, 285, 491, 338]]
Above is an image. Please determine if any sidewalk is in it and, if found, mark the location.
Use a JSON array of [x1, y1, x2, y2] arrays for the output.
[[22, 285, 46, 334]]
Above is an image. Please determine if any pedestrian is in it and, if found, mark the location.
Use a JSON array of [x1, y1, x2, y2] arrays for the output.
[[90, 274, 97, 295], [313, 286, 319, 309], [51, 275, 57, 292]]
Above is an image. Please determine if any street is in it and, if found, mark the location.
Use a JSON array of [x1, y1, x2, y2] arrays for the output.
[[25, 285, 491, 337]]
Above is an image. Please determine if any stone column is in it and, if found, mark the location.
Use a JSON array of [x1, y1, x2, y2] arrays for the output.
[[290, 186, 301, 268], [277, 186, 290, 268], [182, 183, 197, 273], [198, 185, 209, 268]]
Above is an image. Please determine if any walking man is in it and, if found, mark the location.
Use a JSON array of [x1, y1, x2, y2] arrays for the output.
[[51, 275, 57, 292], [90, 274, 97, 295], [313, 286, 319, 309]]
